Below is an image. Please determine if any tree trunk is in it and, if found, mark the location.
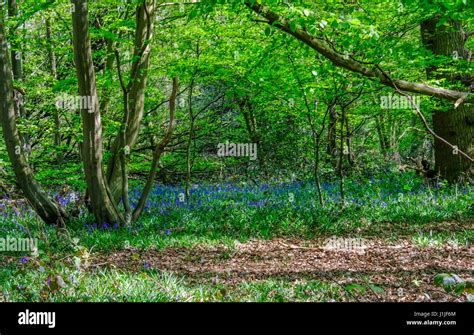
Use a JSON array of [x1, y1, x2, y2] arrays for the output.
[[71, 0, 122, 225], [99, 38, 116, 114], [421, 16, 474, 181], [8, 0, 22, 81], [310, 104, 328, 208], [185, 80, 195, 201], [106, 0, 156, 202], [327, 102, 338, 167], [239, 96, 263, 166], [0, 10, 67, 226], [345, 115, 354, 166], [338, 107, 346, 205], [133, 77, 178, 222], [45, 16, 63, 165], [8, 0, 30, 156], [375, 113, 389, 156]]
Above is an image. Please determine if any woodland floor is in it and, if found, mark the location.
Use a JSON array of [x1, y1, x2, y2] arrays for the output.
[[90, 237, 473, 302]]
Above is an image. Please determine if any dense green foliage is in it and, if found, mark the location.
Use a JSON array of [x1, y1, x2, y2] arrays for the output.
[[0, 0, 472, 303]]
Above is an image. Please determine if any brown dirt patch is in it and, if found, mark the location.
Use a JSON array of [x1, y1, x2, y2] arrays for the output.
[[90, 238, 473, 301]]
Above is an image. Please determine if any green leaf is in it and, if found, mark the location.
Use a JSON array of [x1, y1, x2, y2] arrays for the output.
[[349, 18, 361, 26]]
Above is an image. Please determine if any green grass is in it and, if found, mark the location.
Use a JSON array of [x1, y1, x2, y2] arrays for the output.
[[2, 262, 345, 302], [0, 174, 472, 302]]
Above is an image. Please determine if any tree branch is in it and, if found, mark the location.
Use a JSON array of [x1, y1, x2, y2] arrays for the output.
[[244, 0, 474, 104]]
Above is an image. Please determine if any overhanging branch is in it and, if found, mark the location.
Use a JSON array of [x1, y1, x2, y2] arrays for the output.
[[244, 1, 474, 104]]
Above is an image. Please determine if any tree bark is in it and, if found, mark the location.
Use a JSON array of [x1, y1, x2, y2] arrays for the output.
[[71, 0, 122, 225], [421, 16, 474, 181]]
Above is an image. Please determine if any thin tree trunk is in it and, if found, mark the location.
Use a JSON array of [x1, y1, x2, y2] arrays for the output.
[[106, 0, 156, 202], [114, 50, 132, 225], [375, 113, 389, 156], [132, 77, 178, 222], [185, 80, 194, 201], [338, 107, 346, 205], [239, 96, 265, 173], [345, 113, 354, 166], [45, 16, 63, 165], [99, 38, 116, 114], [327, 102, 338, 167], [308, 102, 328, 208]]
